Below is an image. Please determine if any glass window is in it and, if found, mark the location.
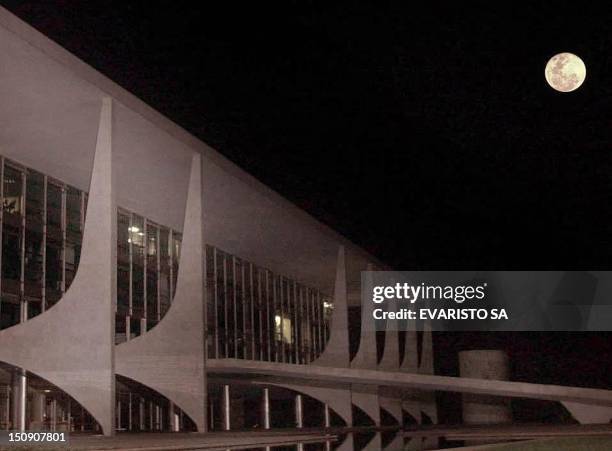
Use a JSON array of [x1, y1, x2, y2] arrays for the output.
[[45, 235, 63, 309], [205, 245, 217, 359], [243, 262, 253, 360], [66, 187, 81, 234], [146, 223, 158, 330], [159, 227, 171, 317], [64, 241, 79, 290], [46, 183, 63, 234], [25, 170, 45, 305], [2, 165, 23, 297], [225, 255, 235, 358], [216, 250, 226, 358], [131, 215, 144, 319], [171, 232, 181, 298], [234, 258, 244, 358], [117, 211, 130, 315]]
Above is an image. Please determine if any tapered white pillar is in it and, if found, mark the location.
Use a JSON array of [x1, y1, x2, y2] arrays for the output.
[[0, 97, 117, 435], [115, 153, 206, 432]]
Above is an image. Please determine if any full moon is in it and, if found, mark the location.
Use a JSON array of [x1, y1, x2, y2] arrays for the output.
[[545, 52, 586, 92]]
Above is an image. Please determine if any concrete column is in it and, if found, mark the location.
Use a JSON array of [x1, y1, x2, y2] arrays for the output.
[[30, 391, 45, 431], [11, 369, 26, 432], [459, 350, 512, 425], [128, 393, 132, 432], [139, 397, 145, 431], [51, 398, 57, 432], [149, 401, 153, 431], [324, 403, 331, 451], [295, 394, 303, 428], [221, 385, 231, 431], [261, 388, 270, 430], [169, 401, 179, 432], [295, 393, 304, 450], [156, 404, 162, 431], [116, 400, 121, 430]]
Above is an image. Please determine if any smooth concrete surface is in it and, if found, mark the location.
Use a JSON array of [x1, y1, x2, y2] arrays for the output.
[[349, 263, 381, 450], [0, 97, 116, 435], [313, 246, 350, 368], [207, 359, 612, 407], [459, 351, 512, 426], [562, 401, 612, 424], [350, 264, 378, 370], [115, 154, 207, 432]]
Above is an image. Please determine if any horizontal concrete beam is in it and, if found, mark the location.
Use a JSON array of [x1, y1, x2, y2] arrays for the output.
[[207, 359, 612, 407]]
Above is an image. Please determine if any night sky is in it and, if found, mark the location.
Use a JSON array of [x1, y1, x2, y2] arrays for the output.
[[2, 1, 611, 421], [3, 1, 611, 269]]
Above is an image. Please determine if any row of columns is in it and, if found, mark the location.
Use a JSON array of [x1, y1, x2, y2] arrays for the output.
[[2, 375, 76, 432], [115, 396, 180, 432], [219, 385, 328, 432]]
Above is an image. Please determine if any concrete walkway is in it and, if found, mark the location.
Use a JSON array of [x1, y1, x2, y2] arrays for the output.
[[208, 359, 612, 407]]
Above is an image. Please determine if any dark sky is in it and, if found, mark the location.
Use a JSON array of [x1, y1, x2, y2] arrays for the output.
[[3, 0, 611, 269]]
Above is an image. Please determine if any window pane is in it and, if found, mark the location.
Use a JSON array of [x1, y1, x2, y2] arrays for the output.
[[25, 170, 45, 304], [2, 165, 23, 297], [66, 186, 81, 234], [45, 236, 63, 309], [146, 224, 158, 330], [46, 183, 62, 232], [159, 227, 171, 317], [171, 232, 181, 299], [117, 212, 130, 315], [131, 215, 144, 319]]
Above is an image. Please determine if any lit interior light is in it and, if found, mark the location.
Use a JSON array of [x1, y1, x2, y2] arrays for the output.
[[128, 226, 140, 233]]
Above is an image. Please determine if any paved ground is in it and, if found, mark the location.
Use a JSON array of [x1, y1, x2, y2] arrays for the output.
[[433, 436, 612, 451]]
